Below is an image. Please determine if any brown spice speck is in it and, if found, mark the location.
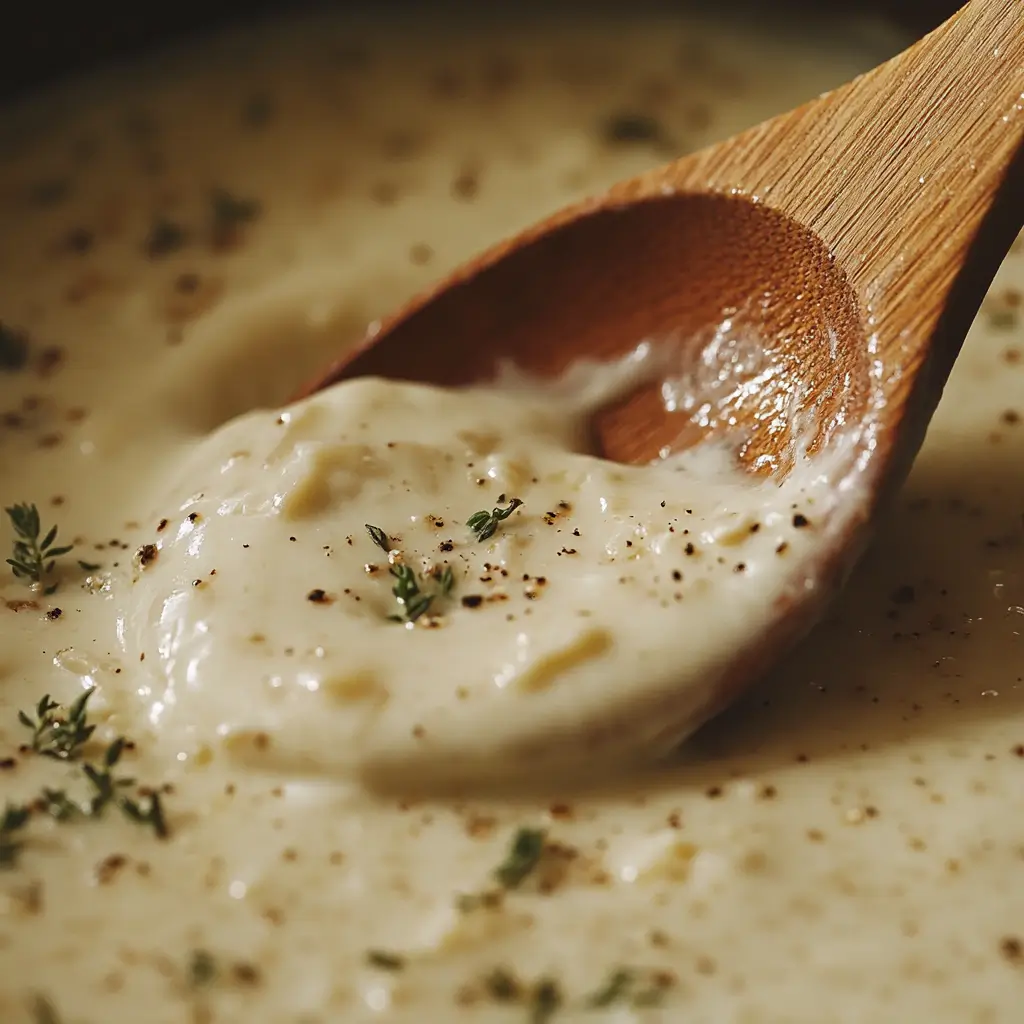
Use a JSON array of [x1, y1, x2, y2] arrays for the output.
[[1001, 937, 1023, 964]]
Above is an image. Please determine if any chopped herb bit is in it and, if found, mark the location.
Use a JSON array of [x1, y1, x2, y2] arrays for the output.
[[5, 503, 74, 586], [39, 788, 79, 822], [467, 498, 523, 542], [365, 525, 455, 622], [77, 559, 102, 572], [0, 323, 29, 371], [120, 789, 169, 838], [389, 562, 434, 622], [365, 523, 391, 553], [82, 737, 135, 816], [0, 802, 30, 868], [529, 978, 563, 1023], [188, 949, 218, 987], [602, 112, 666, 144], [586, 967, 673, 1009], [211, 188, 261, 240], [437, 564, 455, 595], [366, 949, 406, 971], [484, 967, 521, 1001], [18, 689, 95, 760], [82, 737, 168, 837], [494, 827, 546, 889], [145, 216, 187, 257], [31, 994, 62, 1024], [586, 968, 634, 1007]]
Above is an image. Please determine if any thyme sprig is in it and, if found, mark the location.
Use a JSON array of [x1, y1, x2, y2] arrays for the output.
[[365, 524, 455, 622], [5, 503, 73, 588], [6, 700, 170, 863], [467, 498, 523, 542], [82, 736, 168, 837], [18, 689, 95, 760]]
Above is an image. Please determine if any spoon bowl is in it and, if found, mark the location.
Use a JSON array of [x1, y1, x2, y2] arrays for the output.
[[299, 0, 1024, 775]]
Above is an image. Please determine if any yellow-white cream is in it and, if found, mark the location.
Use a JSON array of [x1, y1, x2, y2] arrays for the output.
[[2, 6, 1024, 1023]]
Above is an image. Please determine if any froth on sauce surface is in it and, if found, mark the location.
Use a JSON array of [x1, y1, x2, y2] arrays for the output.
[[2, 5, 1024, 1023]]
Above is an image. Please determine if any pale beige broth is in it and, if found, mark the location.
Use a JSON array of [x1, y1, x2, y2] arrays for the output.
[[1, 4, 1024, 1023]]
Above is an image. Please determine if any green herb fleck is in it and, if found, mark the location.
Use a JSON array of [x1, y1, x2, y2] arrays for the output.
[[211, 188, 261, 242], [5, 503, 74, 586], [529, 978, 563, 1023], [82, 737, 135, 816], [119, 788, 168, 838], [31, 994, 62, 1024], [365, 524, 455, 622], [80, 737, 165, 834], [467, 498, 523, 542], [18, 689, 95, 760], [601, 112, 666, 145], [77, 559, 102, 572], [365, 523, 392, 553], [38, 788, 80, 822], [388, 561, 434, 622], [81, 737, 168, 835], [585, 967, 673, 1009], [484, 967, 521, 1002], [0, 803, 30, 868], [494, 827, 546, 889], [0, 323, 29, 371], [585, 968, 634, 1007], [145, 216, 187, 258], [366, 949, 406, 971], [437, 564, 455, 595], [188, 949, 218, 987]]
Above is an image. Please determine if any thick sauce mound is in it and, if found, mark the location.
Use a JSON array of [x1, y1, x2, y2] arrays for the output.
[[126, 367, 840, 784], [1, 5, 1023, 1023]]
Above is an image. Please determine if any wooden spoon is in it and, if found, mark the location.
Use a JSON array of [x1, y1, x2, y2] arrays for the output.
[[300, 0, 1024, 770]]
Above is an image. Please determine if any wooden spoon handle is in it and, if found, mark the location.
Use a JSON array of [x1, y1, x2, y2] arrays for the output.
[[627, 0, 1024, 372]]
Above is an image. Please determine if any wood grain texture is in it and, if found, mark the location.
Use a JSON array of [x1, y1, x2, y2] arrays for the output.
[[308, 0, 1023, 479], [302, 0, 1024, 754]]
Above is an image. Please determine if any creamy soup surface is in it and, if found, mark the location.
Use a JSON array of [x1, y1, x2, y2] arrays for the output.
[[2, 5, 1024, 1023]]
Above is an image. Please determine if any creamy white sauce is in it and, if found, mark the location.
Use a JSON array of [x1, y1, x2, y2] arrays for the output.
[[2, 5, 1024, 1023], [124, 352, 846, 785]]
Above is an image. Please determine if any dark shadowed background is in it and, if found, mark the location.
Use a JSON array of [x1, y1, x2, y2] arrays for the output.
[[2, 1, 962, 100]]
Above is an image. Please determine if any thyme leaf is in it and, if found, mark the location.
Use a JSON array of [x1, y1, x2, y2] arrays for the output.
[[529, 978, 563, 1023], [188, 949, 218, 988], [584, 967, 673, 1009], [467, 498, 523, 542], [366, 949, 406, 971], [17, 688, 96, 760], [494, 827, 547, 889], [5, 503, 74, 586], [365, 523, 391, 553]]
